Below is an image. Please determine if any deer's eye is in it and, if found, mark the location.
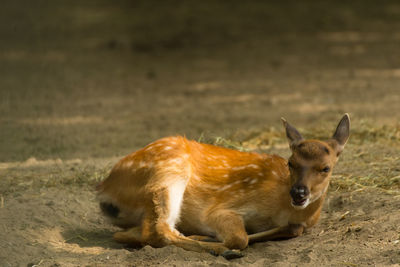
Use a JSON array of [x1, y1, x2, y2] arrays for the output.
[[321, 166, 330, 173]]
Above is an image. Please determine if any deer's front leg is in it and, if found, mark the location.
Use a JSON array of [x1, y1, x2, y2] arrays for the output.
[[248, 224, 304, 244], [205, 209, 249, 250]]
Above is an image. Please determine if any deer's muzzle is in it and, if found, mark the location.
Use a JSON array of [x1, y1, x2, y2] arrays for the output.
[[290, 185, 310, 206]]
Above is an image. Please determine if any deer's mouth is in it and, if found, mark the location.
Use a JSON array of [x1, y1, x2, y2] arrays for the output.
[[292, 198, 306, 206], [291, 197, 310, 209]]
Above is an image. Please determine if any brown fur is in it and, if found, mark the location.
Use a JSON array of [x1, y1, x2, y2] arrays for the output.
[[97, 115, 350, 257]]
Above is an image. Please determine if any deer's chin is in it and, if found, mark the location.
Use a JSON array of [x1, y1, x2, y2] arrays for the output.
[[291, 198, 310, 210]]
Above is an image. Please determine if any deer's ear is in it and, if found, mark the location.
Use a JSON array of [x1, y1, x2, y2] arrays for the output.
[[331, 114, 350, 155], [281, 117, 303, 149]]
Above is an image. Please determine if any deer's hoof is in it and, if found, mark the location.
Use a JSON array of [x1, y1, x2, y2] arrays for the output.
[[221, 249, 243, 260]]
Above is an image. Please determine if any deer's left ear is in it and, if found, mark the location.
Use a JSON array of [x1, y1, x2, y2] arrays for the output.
[[331, 114, 350, 155], [281, 117, 304, 149]]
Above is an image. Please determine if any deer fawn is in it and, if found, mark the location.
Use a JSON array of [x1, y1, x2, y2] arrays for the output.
[[97, 114, 350, 259]]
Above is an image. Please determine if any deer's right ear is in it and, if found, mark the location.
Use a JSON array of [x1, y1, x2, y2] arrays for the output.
[[281, 117, 303, 149], [331, 113, 350, 155]]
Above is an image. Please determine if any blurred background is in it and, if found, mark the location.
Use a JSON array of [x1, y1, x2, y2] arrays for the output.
[[1, 0, 400, 162], [1, 3, 400, 266]]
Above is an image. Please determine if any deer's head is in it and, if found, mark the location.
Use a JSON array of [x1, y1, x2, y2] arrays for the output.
[[282, 114, 350, 209]]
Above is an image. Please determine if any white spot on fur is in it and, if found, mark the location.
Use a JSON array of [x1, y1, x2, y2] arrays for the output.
[[209, 165, 225, 170], [167, 179, 187, 229], [168, 158, 183, 165], [209, 155, 219, 160], [145, 143, 162, 151], [147, 162, 155, 168], [192, 174, 201, 180], [249, 178, 258, 185], [124, 161, 133, 168], [257, 172, 264, 177], [232, 164, 259, 171], [243, 177, 251, 183], [220, 160, 230, 168], [201, 184, 220, 190], [271, 171, 278, 176], [144, 142, 163, 151], [164, 146, 172, 151], [218, 184, 233, 191], [232, 166, 247, 171], [209, 184, 221, 190], [138, 161, 147, 168], [247, 164, 260, 169]]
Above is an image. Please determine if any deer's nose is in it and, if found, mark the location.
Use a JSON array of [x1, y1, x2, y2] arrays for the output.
[[290, 185, 309, 200]]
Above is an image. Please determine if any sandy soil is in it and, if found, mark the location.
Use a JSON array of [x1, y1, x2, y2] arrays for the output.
[[1, 170, 400, 267], [1, 1, 400, 266]]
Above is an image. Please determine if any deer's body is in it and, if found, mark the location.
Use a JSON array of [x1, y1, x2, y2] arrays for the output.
[[97, 115, 350, 258]]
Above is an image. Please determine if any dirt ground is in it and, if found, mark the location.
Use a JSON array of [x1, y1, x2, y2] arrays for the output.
[[1, 1, 400, 266]]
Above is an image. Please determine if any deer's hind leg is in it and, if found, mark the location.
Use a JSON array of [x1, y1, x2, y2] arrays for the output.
[[131, 180, 242, 258], [187, 235, 218, 242], [113, 226, 143, 247]]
